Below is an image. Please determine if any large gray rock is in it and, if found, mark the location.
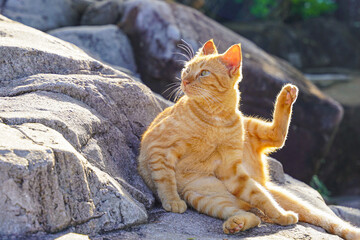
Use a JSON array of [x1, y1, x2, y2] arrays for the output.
[[0, 122, 147, 235], [71, 0, 99, 13], [0, 14, 164, 236], [0, 0, 79, 31], [49, 25, 137, 73], [81, 0, 124, 26], [0, 73, 161, 208], [120, 0, 343, 183], [0, 15, 121, 85], [330, 205, 360, 228]]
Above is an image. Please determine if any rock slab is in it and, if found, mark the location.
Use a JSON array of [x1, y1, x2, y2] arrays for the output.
[[49, 24, 137, 73], [0, 14, 164, 236], [1, 0, 79, 31], [0, 122, 147, 235]]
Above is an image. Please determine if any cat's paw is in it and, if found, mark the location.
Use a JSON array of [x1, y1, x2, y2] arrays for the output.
[[281, 84, 298, 105], [162, 199, 187, 213], [345, 227, 360, 240], [223, 213, 261, 234], [272, 210, 298, 226]]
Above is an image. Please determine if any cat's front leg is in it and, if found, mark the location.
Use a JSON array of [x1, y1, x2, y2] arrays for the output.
[[269, 84, 298, 147], [149, 152, 187, 213], [244, 84, 298, 152]]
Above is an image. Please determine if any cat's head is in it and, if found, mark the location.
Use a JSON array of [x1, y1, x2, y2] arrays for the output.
[[180, 39, 242, 100]]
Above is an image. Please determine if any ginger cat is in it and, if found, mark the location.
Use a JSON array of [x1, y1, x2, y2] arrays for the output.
[[138, 40, 360, 240]]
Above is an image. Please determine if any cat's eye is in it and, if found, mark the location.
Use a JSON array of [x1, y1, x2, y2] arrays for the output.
[[200, 70, 210, 77]]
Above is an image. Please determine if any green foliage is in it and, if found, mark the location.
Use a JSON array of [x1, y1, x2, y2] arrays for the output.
[[291, 0, 337, 19], [310, 175, 331, 201], [176, 0, 338, 23], [237, 0, 337, 20], [250, 0, 277, 18]]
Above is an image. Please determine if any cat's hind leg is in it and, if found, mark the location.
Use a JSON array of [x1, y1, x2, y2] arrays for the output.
[[223, 166, 298, 226], [266, 183, 360, 240], [181, 176, 261, 234]]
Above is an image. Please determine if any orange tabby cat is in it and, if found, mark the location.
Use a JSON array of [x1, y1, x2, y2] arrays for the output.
[[138, 40, 360, 239]]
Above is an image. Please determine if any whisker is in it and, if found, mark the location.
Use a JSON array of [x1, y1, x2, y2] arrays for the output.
[[201, 92, 211, 105], [206, 93, 221, 104], [192, 86, 221, 104], [175, 59, 187, 65], [177, 44, 192, 59], [162, 83, 180, 95], [172, 52, 190, 61], [199, 91, 212, 104], [164, 79, 181, 100], [177, 44, 191, 56], [198, 87, 221, 102], [202, 89, 221, 103], [216, 39, 221, 50], [179, 42, 194, 59], [168, 86, 181, 101], [168, 80, 181, 86], [163, 82, 180, 89], [204, 92, 217, 103], [194, 88, 211, 105], [174, 88, 184, 102], [181, 39, 195, 58]]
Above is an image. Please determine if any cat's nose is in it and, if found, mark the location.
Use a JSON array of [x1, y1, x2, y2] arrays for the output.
[[183, 79, 190, 87]]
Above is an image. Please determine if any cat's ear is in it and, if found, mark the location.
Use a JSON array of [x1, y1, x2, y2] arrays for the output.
[[220, 43, 242, 75], [200, 39, 218, 55]]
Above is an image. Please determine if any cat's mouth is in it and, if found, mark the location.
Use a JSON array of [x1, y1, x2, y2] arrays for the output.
[[181, 82, 193, 96], [181, 81, 188, 94]]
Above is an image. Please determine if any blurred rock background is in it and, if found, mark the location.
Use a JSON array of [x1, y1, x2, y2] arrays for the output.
[[0, 0, 359, 238]]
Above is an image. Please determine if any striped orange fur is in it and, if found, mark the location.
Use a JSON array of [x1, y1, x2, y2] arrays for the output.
[[138, 40, 360, 239]]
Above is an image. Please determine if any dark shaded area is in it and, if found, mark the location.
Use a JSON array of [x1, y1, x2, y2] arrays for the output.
[[225, 18, 360, 70], [321, 105, 360, 195]]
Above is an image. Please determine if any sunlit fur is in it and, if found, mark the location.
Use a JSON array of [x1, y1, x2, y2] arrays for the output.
[[138, 40, 360, 239]]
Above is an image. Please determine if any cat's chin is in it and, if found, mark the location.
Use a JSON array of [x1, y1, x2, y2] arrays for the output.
[[183, 91, 198, 99], [181, 87, 193, 97]]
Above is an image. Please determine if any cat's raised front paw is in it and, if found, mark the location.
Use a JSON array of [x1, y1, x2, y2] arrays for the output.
[[223, 213, 260, 234], [162, 199, 187, 213], [281, 84, 298, 105]]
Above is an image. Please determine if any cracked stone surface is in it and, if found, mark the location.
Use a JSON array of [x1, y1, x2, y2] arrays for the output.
[[0, 73, 162, 209], [0, 14, 164, 236], [0, 122, 148, 235]]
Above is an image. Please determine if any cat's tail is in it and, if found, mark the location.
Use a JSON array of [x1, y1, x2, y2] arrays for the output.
[[267, 183, 360, 240]]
